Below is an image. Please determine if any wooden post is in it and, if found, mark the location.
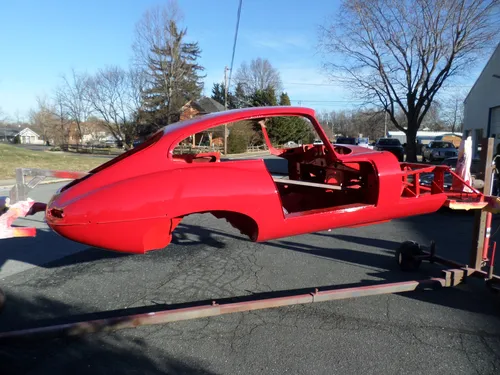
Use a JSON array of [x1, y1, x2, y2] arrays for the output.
[[470, 137, 495, 269]]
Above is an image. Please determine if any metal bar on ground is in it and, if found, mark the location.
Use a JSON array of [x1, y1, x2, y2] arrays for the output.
[[488, 241, 497, 280], [0, 278, 446, 343]]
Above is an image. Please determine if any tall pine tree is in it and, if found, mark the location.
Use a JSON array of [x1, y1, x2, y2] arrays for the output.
[[138, 19, 204, 133], [250, 86, 277, 107], [266, 92, 315, 145]]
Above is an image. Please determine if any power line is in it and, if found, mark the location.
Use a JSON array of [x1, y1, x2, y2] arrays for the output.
[[283, 82, 339, 87], [289, 99, 364, 103], [228, 0, 243, 90], [282, 81, 472, 88], [230, 78, 472, 89]]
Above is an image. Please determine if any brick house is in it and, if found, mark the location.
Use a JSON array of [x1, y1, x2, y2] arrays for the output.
[[179, 97, 226, 147], [67, 121, 112, 145]]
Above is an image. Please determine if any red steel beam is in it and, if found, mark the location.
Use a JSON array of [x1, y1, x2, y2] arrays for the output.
[[0, 278, 446, 343]]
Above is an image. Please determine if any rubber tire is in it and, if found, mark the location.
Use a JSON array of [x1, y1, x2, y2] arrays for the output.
[[396, 241, 422, 272]]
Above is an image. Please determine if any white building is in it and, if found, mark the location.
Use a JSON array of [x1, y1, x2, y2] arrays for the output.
[[16, 127, 44, 145], [463, 43, 500, 158], [388, 131, 462, 145]]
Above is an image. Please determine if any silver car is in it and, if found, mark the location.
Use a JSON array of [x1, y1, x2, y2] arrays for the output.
[[422, 141, 458, 162]]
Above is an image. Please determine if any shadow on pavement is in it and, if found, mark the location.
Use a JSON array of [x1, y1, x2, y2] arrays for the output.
[[1, 214, 499, 373], [169, 221, 500, 317], [396, 211, 500, 268], [0, 227, 131, 274], [0, 292, 216, 375], [173, 224, 226, 249]]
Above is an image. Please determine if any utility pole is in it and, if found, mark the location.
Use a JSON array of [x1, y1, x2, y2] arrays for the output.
[[330, 113, 334, 139], [224, 66, 229, 110], [224, 66, 229, 155]]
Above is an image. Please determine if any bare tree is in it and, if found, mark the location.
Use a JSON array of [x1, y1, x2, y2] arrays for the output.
[[50, 93, 71, 147], [234, 58, 283, 96], [420, 101, 447, 131], [129, 67, 147, 115], [441, 90, 467, 133], [28, 95, 61, 145], [13, 109, 22, 125], [55, 69, 93, 144], [0, 107, 6, 124], [80, 116, 109, 144], [131, 1, 183, 71], [319, 0, 500, 161], [85, 66, 143, 148], [131, 1, 204, 128], [351, 109, 387, 139]]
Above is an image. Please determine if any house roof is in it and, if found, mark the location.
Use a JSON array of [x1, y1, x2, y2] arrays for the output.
[[183, 97, 225, 114], [0, 127, 20, 137], [17, 127, 40, 137]]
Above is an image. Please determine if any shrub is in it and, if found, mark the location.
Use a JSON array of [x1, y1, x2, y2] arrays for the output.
[[228, 131, 247, 154]]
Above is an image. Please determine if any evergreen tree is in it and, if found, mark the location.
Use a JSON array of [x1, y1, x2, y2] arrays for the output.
[[233, 82, 248, 108], [279, 92, 291, 106], [139, 19, 204, 132], [250, 86, 277, 107], [267, 91, 315, 145], [211, 83, 225, 107], [211, 82, 239, 109]]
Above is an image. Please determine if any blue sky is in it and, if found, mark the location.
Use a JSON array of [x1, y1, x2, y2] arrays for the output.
[[0, 0, 486, 121]]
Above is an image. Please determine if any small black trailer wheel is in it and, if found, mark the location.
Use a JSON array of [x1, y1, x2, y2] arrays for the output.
[[396, 241, 422, 272]]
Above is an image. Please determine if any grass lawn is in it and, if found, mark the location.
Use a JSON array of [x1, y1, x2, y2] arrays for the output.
[[0, 143, 109, 180]]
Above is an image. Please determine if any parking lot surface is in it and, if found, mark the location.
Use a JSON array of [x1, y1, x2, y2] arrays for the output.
[[0, 181, 499, 375]]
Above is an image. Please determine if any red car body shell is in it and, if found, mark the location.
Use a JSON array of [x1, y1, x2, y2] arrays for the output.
[[45, 106, 448, 254]]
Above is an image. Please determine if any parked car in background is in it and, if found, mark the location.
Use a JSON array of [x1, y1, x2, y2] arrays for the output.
[[357, 137, 371, 149], [284, 141, 300, 148], [442, 156, 483, 177], [422, 141, 458, 162], [133, 139, 143, 148], [373, 138, 405, 161], [335, 137, 357, 145], [420, 157, 484, 191]]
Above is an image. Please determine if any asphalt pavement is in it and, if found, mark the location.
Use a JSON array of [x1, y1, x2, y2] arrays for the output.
[[0, 172, 500, 374]]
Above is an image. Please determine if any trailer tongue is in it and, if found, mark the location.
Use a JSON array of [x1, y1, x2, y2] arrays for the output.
[[1, 168, 89, 239]]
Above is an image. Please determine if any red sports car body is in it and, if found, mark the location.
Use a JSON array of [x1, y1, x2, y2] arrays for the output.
[[44, 106, 482, 253]]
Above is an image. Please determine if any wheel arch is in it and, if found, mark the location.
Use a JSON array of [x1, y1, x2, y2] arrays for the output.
[[170, 210, 260, 243]]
